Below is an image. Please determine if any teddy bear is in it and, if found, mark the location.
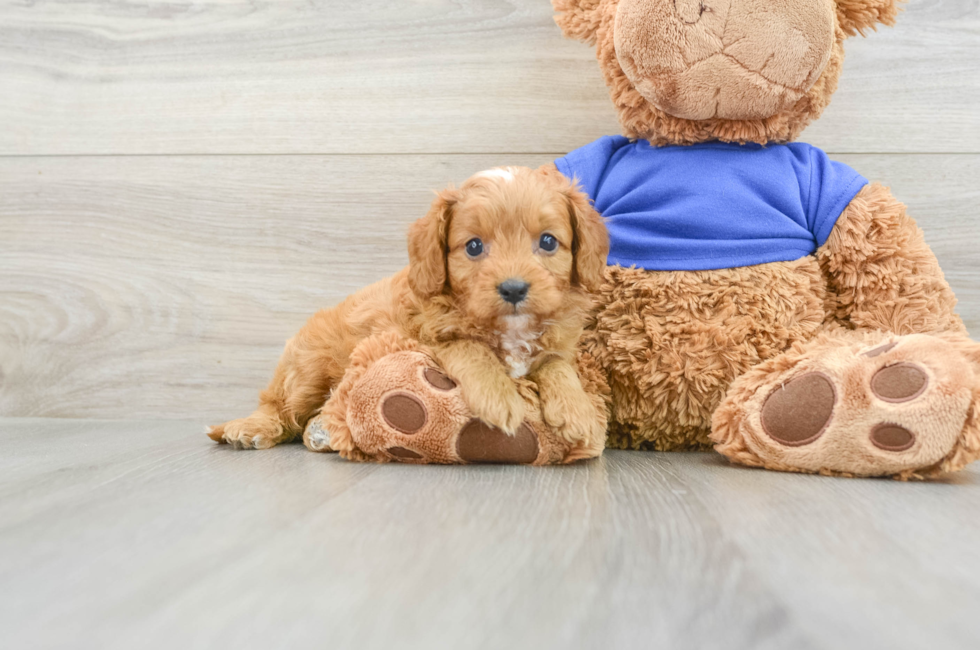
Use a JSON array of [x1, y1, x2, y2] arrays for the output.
[[305, 0, 980, 478], [543, 0, 980, 478]]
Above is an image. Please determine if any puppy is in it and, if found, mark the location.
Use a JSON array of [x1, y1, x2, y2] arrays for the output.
[[209, 165, 609, 450]]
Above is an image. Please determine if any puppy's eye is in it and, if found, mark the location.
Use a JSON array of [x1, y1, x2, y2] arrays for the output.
[[465, 238, 484, 259], [538, 233, 559, 254]]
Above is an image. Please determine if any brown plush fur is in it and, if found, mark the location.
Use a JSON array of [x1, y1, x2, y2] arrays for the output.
[[836, 0, 901, 36], [613, 0, 837, 121], [209, 166, 609, 451], [818, 183, 966, 335], [552, 0, 902, 145], [581, 246, 829, 452]]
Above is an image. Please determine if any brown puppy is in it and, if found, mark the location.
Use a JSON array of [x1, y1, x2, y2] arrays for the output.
[[209, 165, 609, 450]]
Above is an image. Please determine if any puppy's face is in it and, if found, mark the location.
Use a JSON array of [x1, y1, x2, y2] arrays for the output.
[[408, 166, 608, 328]]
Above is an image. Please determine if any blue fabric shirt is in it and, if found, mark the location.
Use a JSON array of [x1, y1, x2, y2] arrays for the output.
[[554, 136, 868, 271]]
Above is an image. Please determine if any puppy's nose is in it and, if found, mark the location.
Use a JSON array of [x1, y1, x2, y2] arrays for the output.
[[497, 278, 530, 305]]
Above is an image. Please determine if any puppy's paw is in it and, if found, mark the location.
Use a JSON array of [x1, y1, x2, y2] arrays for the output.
[[541, 387, 600, 446], [208, 415, 285, 450], [467, 387, 527, 436]]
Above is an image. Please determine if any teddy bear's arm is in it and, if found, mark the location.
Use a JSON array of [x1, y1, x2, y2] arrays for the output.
[[817, 182, 966, 336]]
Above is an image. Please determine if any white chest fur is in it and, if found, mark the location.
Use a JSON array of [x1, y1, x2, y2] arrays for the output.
[[497, 314, 543, 379]]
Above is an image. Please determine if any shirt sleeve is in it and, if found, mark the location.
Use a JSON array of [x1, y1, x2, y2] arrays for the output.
[[554, 135, 631, 201], [806, 146, 869, 247]]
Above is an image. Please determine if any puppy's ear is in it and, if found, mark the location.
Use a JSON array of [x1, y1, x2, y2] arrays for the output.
[[565, 180, 608, 293], [408, 187, 459, 299], [553, 0, 603, 44], [836, 0, 901, 37]]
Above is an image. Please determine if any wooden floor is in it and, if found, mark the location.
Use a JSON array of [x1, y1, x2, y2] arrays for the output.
[[2, 1, 980, 647], [2, 418, 980, 650]]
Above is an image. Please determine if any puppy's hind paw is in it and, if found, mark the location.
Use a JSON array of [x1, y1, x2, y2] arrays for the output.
[[208, 415, 285, 450]]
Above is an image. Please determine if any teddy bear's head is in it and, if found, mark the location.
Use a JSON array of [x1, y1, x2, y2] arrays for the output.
[[554, 0, 899, 145]]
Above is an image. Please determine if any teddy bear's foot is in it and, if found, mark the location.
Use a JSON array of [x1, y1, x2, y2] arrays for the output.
[[321, 350, 585, 465], [303, 333, 603, 465], [712, 330, 980, 479]]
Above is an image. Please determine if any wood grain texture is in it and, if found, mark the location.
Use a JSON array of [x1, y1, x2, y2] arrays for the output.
[[2, 153, 977, 420], [1, 418, 979, 650], [0, 0, 977, 155]]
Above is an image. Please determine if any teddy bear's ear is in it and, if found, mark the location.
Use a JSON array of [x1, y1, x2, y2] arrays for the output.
[[836, 0, 902, 37], [553, 0, 603, 44]]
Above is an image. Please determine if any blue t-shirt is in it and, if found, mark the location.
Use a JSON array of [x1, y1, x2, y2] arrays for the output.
[[555, 136, 868, 271]]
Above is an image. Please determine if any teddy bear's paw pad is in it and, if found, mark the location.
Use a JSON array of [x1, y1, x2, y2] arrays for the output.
[[869, 424, 915, 452], [869, 363, 928, 403], [423, 368, 457, 391], [456, 419, 540, 464], [380, 392, 428, 434], [761, 372, 836, 446], [742, 334, 975, 476], [387, 446, 423, 460]]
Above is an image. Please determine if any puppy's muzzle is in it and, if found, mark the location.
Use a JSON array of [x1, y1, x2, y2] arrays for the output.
[[497, 278, 530, 305]]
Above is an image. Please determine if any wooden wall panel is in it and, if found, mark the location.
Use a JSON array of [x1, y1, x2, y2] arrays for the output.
[[0, 0, 977, 155]]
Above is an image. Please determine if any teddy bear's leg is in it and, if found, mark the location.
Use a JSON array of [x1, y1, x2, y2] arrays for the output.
[[712, 182, 980, 478], [302, 332, 606, 465], [712, 328, 980, 478]]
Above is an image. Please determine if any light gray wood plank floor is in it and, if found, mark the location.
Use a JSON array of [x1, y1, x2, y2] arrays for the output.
[[2, 418, 980, 650]]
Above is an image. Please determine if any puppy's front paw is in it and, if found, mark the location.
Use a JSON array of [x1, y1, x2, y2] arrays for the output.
[[541, 387, 601, 447], [467, 387, 527, 436]]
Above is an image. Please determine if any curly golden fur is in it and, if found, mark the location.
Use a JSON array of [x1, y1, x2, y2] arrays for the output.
[[209, 166, 609, 450]]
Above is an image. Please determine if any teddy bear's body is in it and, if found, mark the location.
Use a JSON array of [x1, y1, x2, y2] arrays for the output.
[[578, 175, 975, 471], [550, 134, 967, 459], [548, 134, 862, 445]]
